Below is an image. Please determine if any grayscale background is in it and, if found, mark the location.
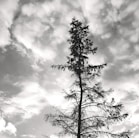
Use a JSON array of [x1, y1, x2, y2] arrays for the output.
[[0, 0, 138, 138]]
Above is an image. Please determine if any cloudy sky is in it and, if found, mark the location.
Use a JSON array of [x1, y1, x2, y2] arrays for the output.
[[0, 0, 139, 138]]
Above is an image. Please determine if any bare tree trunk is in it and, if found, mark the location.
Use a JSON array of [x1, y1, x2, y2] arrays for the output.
[[77, 74, 83, 138]]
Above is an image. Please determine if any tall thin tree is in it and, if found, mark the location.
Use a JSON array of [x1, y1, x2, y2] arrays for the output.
[[46, 18, 130, 138]]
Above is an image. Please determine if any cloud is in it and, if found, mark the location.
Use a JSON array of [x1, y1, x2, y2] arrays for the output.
[[2, 79, 71, 120], [88, 53, 106, 65], [21, 1, 60, 18], [21, 134, 36, 138], [0, 0, 139, 137], [50, 135, 58, 138], [0, 134, 10, 138], [11, 0, 84, 63], [135, 135, 139, 138], [46, 90, 69, 109], [13, 18, 56, 62], [80, 0, 105, 34], [0, 117, 16, 136], [127, 59, 139, 71], [103, 74, 139, 135], [50, 134, 71, 138], [111, 0, 124, 8], [0, 18, 10, 47], [0, 0, 19, 47], [13, 10, 56, 62], [109, 39, 130, 60], [3, 81, 48, 119], [0, 0, 19, 25], [13, 0, 62, 62], [4, 122, 16, 135]]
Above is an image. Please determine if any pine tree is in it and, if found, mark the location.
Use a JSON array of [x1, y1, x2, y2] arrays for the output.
[[46, 18, 130, 138]]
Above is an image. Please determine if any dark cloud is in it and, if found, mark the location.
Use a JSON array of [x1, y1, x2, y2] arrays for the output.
[[0, 46, 33, 77], [0, 46, 34, 97], [0, 0, 139, 137], [19, 0, 46, 5], [16, 106, 60, 138], [122, 91, 139, 101], [0, 82, 20, 98]]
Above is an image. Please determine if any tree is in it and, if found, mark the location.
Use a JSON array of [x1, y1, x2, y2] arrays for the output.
[[46, 18, 130, 138]]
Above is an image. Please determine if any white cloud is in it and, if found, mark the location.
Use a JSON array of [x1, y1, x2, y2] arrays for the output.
[[125, 1, 139, 13], [14, 18, 56, 62], [0, 117, 16, 136], [52, 26, 68, 45], [50, 134, 71, 138], [3, 81, 48, 119], [5, 122, 16, 135], [22, 3, 44, 17], [129, 26, 139, 43], [0, 0, 19, 47], [103, 77, 139, 130], [129, 112, 139, 125], [103, 75, 139, 93], [9, 0, 83, 63], [0, 0, 139, 137], [0, 17, 10, 47], [22, 0, 61, 18], [13, 1, 64, 62], [2, 80, 72, 120], [21, 134, 36, 138], [79, 0, 105, 34], [46, 90, 67, 109], [88, 53, 106, 65], [111, 0, 124, 8], [118, 81, 139, 92], [0, 118, 6, 132], [0, 0, 19, 26], [81, 0, 104, 14], [135, 135, 139, 138], [101, 33, 111, 39], [130, 33, 138, 43], [129, 59, 139, 71], [50, 135, 58, 138], [55, 71, 73, 89]]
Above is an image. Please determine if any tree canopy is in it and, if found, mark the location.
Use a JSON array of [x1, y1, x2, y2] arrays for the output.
[[46, 18, 130, 138]]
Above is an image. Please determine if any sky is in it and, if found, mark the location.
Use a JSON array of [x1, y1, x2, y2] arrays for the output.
[[0, 0, 139, 138]]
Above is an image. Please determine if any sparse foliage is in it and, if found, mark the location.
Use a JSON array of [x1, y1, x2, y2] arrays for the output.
[[46, 18, 130, 138]]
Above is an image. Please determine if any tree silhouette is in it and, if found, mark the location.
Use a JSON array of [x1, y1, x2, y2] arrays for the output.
[[46, 18, 130, 138]]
